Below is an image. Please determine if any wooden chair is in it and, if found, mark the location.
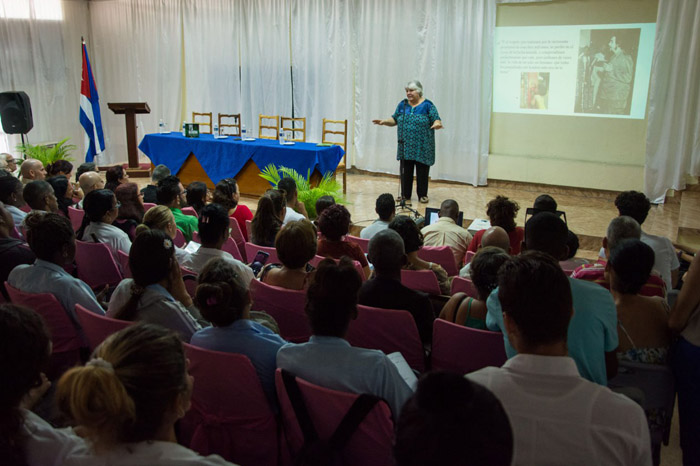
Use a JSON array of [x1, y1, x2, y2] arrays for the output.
[[193, 112, 213, 134], [218, 113, 241, 137], [322, 118, 348, 193], [258, 114, 279, 140], [280, 117, 307, 142]]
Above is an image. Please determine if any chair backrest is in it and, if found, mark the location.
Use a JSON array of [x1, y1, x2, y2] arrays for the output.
[[346, 235, 369, 254], [275, 369, 394, 466], [400, 269, 442, 295], [450, 276, 478, 298], [347, 305, 425, 372], [431, 319, 507, 374], [417, 245, 459, 276], [464, 250, 475, 265], [67, 206, 85, 232], [117, 250, 132, 278], [280, 116, 307, 142], [75, 303, 131, 352], [218, 113, 241, 137], [173, 228, 187, 248], [322, 118, 348, 152], [143, 202, 157, 211], [249, 279, 310, 342], [5, 282, 83, 354], [181, 206, 198, 217], [180, 344, 278, 466], [608, 360, 675, 445], [192, 231, 201, 244], [229, 217, 247, 261], [245, 242, 279, 265], [245, 219, 253, 240], [192, 111, 213, 134], [181, 267, 198, 298], [258, 114, 280, 140], [221, 237, 244, 262], [309, 254, 366, 281], [74, 240, 123, 289]]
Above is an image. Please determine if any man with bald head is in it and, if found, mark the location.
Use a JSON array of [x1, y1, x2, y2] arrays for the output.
[[421, 199, 472, 266], [77, 171, 105, 208], [20, 158, 46, 184], [459, 226, 510, 278]]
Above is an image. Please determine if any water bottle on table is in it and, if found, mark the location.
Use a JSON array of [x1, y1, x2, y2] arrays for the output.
[[159, 119, 165, 134], [213, 122, 219, 138], [241, 123, 247, 139]]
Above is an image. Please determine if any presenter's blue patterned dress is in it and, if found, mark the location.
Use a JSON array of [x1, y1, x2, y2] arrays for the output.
[[392, 99, 441, 166]]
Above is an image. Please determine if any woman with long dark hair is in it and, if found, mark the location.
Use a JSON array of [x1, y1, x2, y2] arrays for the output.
[[45, 175, 75, 217], [250, 189, 285, 247], [213, 178, 252, 241]]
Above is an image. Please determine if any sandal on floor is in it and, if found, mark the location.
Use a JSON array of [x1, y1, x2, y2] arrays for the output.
[[419, 196, 429, 203]]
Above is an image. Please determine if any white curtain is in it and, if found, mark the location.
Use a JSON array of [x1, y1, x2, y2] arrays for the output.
[[644, 0, 700, 203], [89, 0, 183, 166], [352, 0, 494, 185], [0, 0, 89, 161]]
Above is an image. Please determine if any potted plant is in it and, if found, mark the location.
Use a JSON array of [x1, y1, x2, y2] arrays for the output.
[[16, 137, 76, 167], [259, 164, 346, 219]]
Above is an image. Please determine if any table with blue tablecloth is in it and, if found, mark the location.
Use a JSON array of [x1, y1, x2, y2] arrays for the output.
[[138, 133, 345, 195]]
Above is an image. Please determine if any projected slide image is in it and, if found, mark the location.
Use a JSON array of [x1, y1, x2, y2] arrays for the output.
[[575, 29, 640, 115], [520, 72, 550, 110]]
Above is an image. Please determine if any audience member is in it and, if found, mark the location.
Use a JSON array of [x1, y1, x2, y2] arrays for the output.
[[104, 165, 129, 192], [191, 258, 287, 407], [358, 229, 434, 344], [360, 193, 395, 240], [259, 219, 317, 290], [440, 247, 509, 330], [421, 199, 472, 266], [108, 229, 204, 341], [614, 190, 679, 289], [8, 212, 104, 315], [74, 162, 96, 183], [213, 177, 252, 241], [141, 163, 170, 203], [0, 204, 35, 300], [2, 152, 18, 174], [138, 205, 191, 264], [389, 214, 450, 294], [20, 158, 46, 183], [23, 180, 58, 213], [45, 175, 75, 217], [77, 189, 131, 263], [113, 182, 145, 240], [314, 195, 335, 220], [181, 203, 254, 286], [317, 204, 370, 278], [46, 160, 73, 179], [468, 195, 524, 255], [532, 193, 558, 213], [185, 181, 208, 216], [459, 226, 510, 278], [277, 258, 413, 419], [157, 175, 198, 242], [250, 189, 286, 247], [669, 252, 700, 464], [0, 175, 27, 231], [467, 252, 651, 465], [278, 176, 308, 224], [559, 229, 590, 271], [486, 212, 618, 386], [77, 171, 104, 208], [395, 371, 513, 466], [56, 324, 235, 465], [571, 216, 666, 298]]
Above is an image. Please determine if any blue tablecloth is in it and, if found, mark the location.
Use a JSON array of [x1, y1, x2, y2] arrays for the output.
[[138, 133, 345, 185]]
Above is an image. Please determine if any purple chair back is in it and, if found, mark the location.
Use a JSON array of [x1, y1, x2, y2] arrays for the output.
[[181, 206, 198, 217], [245, 242, 279, 264], [117, 250, 132, 278], [75, 303, 131, 351], [174, 228, 187, 248], [309, 254, 366, 281], [143, 202, 157, 211], [417, 245, 459, 276], [450, 276, 478, 298], [249, 279, 310, 342], [431, 319, 507, 374], [74, 240, 123, 289], [346, 234, 370, 254], [229, 217, 247, 261], [67, 206, 85, 232], [400, 269, 442, 295]]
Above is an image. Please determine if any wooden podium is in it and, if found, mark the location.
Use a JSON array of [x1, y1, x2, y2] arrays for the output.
[[108, 102, 151, 177]]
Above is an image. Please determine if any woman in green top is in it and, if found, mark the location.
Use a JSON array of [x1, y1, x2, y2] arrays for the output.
[[373, 80, 443, 204], [439, 247, 510, 330]]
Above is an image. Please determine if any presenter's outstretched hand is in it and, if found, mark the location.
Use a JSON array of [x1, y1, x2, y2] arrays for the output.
[[430, 120, 443, 130], [372, 119, 383, 125]]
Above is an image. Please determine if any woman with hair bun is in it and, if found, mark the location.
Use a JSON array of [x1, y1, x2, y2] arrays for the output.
[[55, 324, 235, 465], [191, 258, 286, 406], [107, 229, 205, 341]]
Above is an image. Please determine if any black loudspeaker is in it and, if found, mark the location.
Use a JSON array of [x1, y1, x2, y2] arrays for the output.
[[0, 91, 33, 134]]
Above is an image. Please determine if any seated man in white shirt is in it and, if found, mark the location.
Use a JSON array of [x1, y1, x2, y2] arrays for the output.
[[467, 252, 651, 466], [360, 193, 395, 240], [277, 257, 414, 419], [278, 177, 307, 224], [181, 203, 255, 287], [421, 199, 472, 266]]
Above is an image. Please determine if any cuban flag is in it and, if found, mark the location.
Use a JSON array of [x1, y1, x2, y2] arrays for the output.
[[79, 39, 105, 162]]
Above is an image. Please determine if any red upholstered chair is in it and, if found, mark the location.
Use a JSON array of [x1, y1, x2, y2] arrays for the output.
[[245, 219, 253, 240], [5, 282, 86, 376], [181, 206, 198, 217], [245, 242, 279, 265], [143, 202, 156, 211], [431, 319, 507, 374], [181, 266, 198, 298], [74, 240, 123, 289], [346, 305, 425, 372], [229, 217, 247, 261], [180, 344, 279, 466], [173, 229, 187, 248], [417, 245, 459, 276], [275, 369, 394, 466], [400, 269, 442, 295], [346, 235, 369, 254], [309, 254, 366, 281], [464, 250, 475, 265], [67, 206, 85, 232], [450, 276, 478, 298], [249, 279, 310, 343], [75, 303, 131, 352], [117, 250, 132, 278]]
